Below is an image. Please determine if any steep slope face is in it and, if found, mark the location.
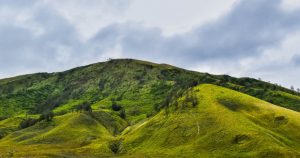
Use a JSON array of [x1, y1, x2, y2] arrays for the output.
[[122, 84, 300, 157]]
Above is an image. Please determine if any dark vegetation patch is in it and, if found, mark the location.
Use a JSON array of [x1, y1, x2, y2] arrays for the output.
[[258, 150, 286, 158], [232, 134, 251, 144], [218, 99, 241, 111], [109, 140, 122, 154], [39, 110, 55, 122], [19, 111, 55, 129], [217, 98, 258, 112], [119, 109, 126, 119], [0, 117, 7, 121], [75, 102, 92, 113], [274, 116, 288, 126], [19, 118, 39, 129], [111, 101, 122, 111]]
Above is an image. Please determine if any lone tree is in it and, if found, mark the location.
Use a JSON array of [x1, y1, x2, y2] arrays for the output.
[[291, 85, 295, 91], [297, 88, 300, 93]]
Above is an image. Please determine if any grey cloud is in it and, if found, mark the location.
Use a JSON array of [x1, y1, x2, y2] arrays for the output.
[[0, 0, 37, 7], [292, 55, 300, 66], [187, 0, 300, 59], [1, 0, 300, 88], [89, 0, 300, 67], [0, 6, 84, 77]]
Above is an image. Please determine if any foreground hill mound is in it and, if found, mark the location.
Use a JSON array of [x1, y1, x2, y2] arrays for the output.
[[122, 84, 300, 157], [0, 111, 128, 157], [0, 84, 299, 157]]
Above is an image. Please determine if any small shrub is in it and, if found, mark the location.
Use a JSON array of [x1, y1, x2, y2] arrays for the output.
[[112, 101, 122, 111], [119, 109, 126, 119], [191, 92, 198, 107]]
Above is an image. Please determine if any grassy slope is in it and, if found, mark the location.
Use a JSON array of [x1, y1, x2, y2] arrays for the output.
[[271, 91, 300, 111], [122, 84, 300, 157], [0, 59, 299, 122], [0, 117, 23, 139], [0, 59, 299, 157], [0, 110, 128, 157], [0, 84, 299, 157]]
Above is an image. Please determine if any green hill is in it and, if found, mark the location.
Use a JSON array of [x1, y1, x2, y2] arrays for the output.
[[122, 84, 300, 157], [0, 59, 299, 157], [0, 84, 299, 157]]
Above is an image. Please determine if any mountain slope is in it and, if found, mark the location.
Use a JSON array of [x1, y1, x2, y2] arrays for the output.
[[122, 84, 300, 157], [0, 84, 299, 157], [0, 59, 300, 157], [0, 59, 299, 120], [0, 111, 126, 157]]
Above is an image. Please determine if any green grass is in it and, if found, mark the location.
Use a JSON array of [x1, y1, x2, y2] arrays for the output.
[[53, 100, 85, 115], [0, 84, 299, 157], [121, 84, 300, 157], [0, 111, 117, 157], [1, 59, 299, 120], [0, 117, 23, 139], [0, 59, 300, 157], [270, 91, 300, 111]]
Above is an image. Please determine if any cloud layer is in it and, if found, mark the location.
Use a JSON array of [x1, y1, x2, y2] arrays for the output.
[[0, 0, 300, 88]]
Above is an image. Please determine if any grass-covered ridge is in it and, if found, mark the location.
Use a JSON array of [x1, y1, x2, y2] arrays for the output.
[[0, 84, 299, 157]]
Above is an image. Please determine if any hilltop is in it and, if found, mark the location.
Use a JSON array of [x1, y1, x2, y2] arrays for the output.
[[0, 59, 299, 157]]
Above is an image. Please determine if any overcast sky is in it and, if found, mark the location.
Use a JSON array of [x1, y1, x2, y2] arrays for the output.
[[1, 0, 300, 88]]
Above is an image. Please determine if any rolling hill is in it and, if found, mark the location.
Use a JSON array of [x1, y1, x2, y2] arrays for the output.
[[0, 59, 299, 157], [122, 84, 300, 157]]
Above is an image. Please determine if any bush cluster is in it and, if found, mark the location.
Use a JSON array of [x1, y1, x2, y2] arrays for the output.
[[75, 102, 92, 112], [20, 110, 55, 129]]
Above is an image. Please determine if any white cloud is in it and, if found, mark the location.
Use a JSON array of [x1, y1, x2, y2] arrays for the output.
[[42, 0, 130, 40], [281, 0, 300, 11], [40, 0, 237, 39], [1, 0, 300, 90], [125, 0, 237, 36], [195, 31, 300, 88]]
